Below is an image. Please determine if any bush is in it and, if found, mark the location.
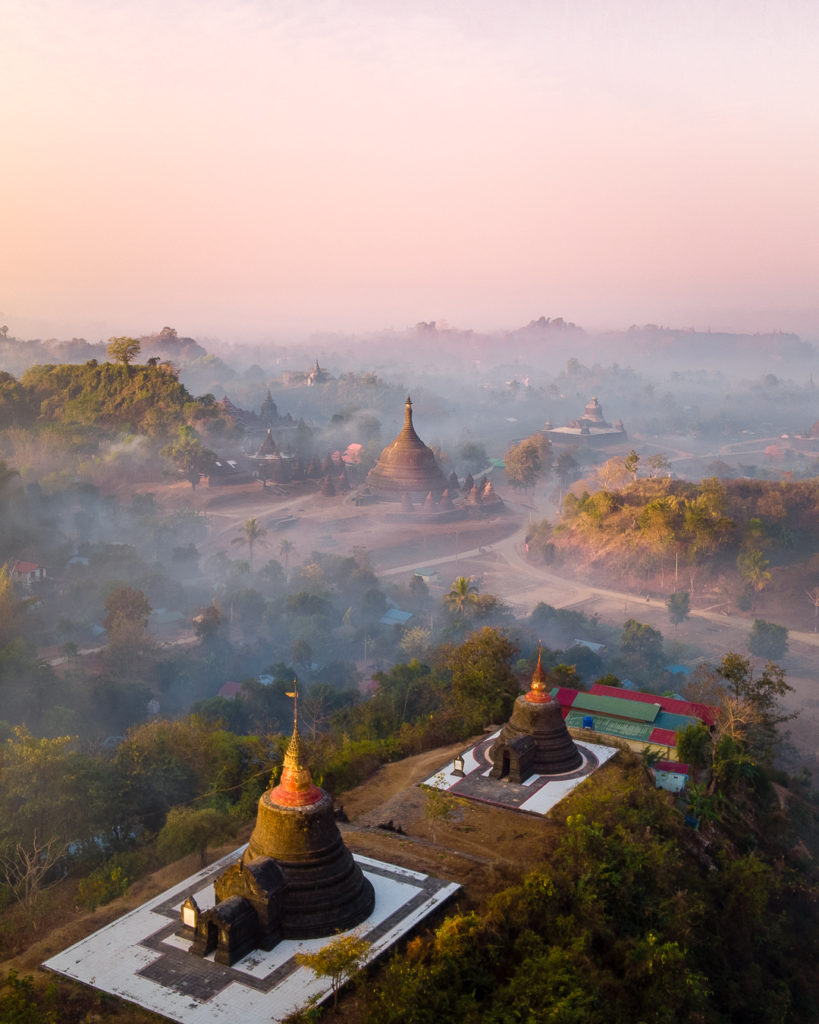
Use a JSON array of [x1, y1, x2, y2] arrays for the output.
[[749, 619, 788, 660]]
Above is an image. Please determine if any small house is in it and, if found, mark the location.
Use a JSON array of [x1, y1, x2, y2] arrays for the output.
[[651, 760, 690, 794], [11, 560, 46, 588]]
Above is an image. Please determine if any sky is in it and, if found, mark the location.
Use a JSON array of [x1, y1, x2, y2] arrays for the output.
[[2, 0, 818, 343]]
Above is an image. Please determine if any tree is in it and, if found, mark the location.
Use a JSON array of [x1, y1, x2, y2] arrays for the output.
[[0, 832, 69, 921], [444, 627, 519, 726], [160, 424, 217, 489], [400, 625, 432, 660], [596, 456, 629, 491], [106, 336, 141, 368], [422, 773, 454, 840], [296, 931, 372, 1012], [458, 441, 488, 475], [555, 451, 579, 492], [736, 548, 771, 604], [444, 576, 480, 619], [620, 619, 664, 667], [749, 619, 788, 660], [102, 586, 151, 635], [666, 590, 690, 629], [291, 637, 313, 669], [503, 438, 542, 491], [192, 604, 222, 643], [0, 563, 33, 646], [623, 449, 640, 481], [716, 652, 794, 761], [232, 517, 268, 570], [805, 587, 819, 632], [279, 537, 294, 575], [676, 722, 712, 768], [0, 970, 59, 1024], [647, 453, 671, 478], [367, 660, 437, 735], [156, 806, 237, 867]]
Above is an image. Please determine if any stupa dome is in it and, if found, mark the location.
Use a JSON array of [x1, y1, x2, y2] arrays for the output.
[[365, 396, 448, 501], [488, 650, 582, 781], [186, 686, 373, 962], [246, 693, 374, 937]]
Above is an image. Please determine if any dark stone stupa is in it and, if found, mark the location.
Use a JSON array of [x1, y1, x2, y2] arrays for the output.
[[182, 687, 374, 964], [488, 650, 582, 783], [365, 396, 449, 501]]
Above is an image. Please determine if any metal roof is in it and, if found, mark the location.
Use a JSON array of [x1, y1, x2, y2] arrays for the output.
[[566, 710, 653, 741], [570, 692, 660, 723]]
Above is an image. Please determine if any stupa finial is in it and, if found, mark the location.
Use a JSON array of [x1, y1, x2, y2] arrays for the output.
[[525, 645, 550, 703], [271, 681, 322, 806]]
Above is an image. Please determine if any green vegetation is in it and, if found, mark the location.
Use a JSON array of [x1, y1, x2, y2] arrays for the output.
[[296, 932, 372, 1013], [17, 358, 202, 436], [528, 476, 819, 618], [666, 588, 691, 627], [366, 754, 818, 1023], [750, 618, 789, 660], [160, 424, 218, 487], [503, 433, 550, 491]]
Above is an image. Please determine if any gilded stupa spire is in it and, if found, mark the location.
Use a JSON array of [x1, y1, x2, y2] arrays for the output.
[[270, 682, 322, 806], [525, 645, 550, 704]]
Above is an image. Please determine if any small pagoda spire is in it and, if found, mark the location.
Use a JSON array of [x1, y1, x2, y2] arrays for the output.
[[525, 645, 551, 704], [270, 682, 322, 806]]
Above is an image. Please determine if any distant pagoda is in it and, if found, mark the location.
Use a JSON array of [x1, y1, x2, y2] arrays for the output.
[[488, 650, 582, 782], [543, 396, 626, 448], [181, 686, 374, 965], [365, 396, 449, 501]]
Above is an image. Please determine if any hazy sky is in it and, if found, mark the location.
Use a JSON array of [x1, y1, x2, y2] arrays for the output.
[[2, 0, 818, 342]]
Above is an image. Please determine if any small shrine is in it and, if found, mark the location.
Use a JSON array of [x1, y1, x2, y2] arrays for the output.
[[488, 650, 582, 782], [181, 686, 374, 965]]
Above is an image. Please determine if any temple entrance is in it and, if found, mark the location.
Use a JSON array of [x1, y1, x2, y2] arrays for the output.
[[499, 752, 510, 779], [204, 922, 218, 956]]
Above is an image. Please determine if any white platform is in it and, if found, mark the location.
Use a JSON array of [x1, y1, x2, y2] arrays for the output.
[[44, 850, 459, 1023], [423, 733, 618, 815]]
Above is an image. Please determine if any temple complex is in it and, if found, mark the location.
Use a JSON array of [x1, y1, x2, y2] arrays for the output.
[[307, 359, 330, 386], [543, 396, 626, 448], [363, 396, 450, 502], [247, 428, 297, 485], [181, 688, 374, 965], [488, 650, 582, 782]]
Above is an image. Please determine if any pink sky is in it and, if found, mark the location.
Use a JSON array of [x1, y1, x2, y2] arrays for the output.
[[2, 0, 817, 342]]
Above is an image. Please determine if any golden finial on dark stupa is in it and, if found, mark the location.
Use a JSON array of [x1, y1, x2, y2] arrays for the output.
[[270, 682, 322, 807], [525, 645, 551, 704]]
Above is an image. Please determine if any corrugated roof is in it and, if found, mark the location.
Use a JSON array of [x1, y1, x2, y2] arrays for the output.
[[566, 710, 653, 741], [379, 608, 413, 626], [654, 760, 689, 774], [649, 728, 678, 747], [571, 692, 660, 723], [654, 710, 701, 732], [590, 683, 718, 727], [551, 687, 579, 706]]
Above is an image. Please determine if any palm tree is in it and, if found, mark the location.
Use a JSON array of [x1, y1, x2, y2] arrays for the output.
[[232, 517, 267, 570], [444, 576, 480, 618], [737, 548, 771, 607], [279, 537, 294, 576]]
